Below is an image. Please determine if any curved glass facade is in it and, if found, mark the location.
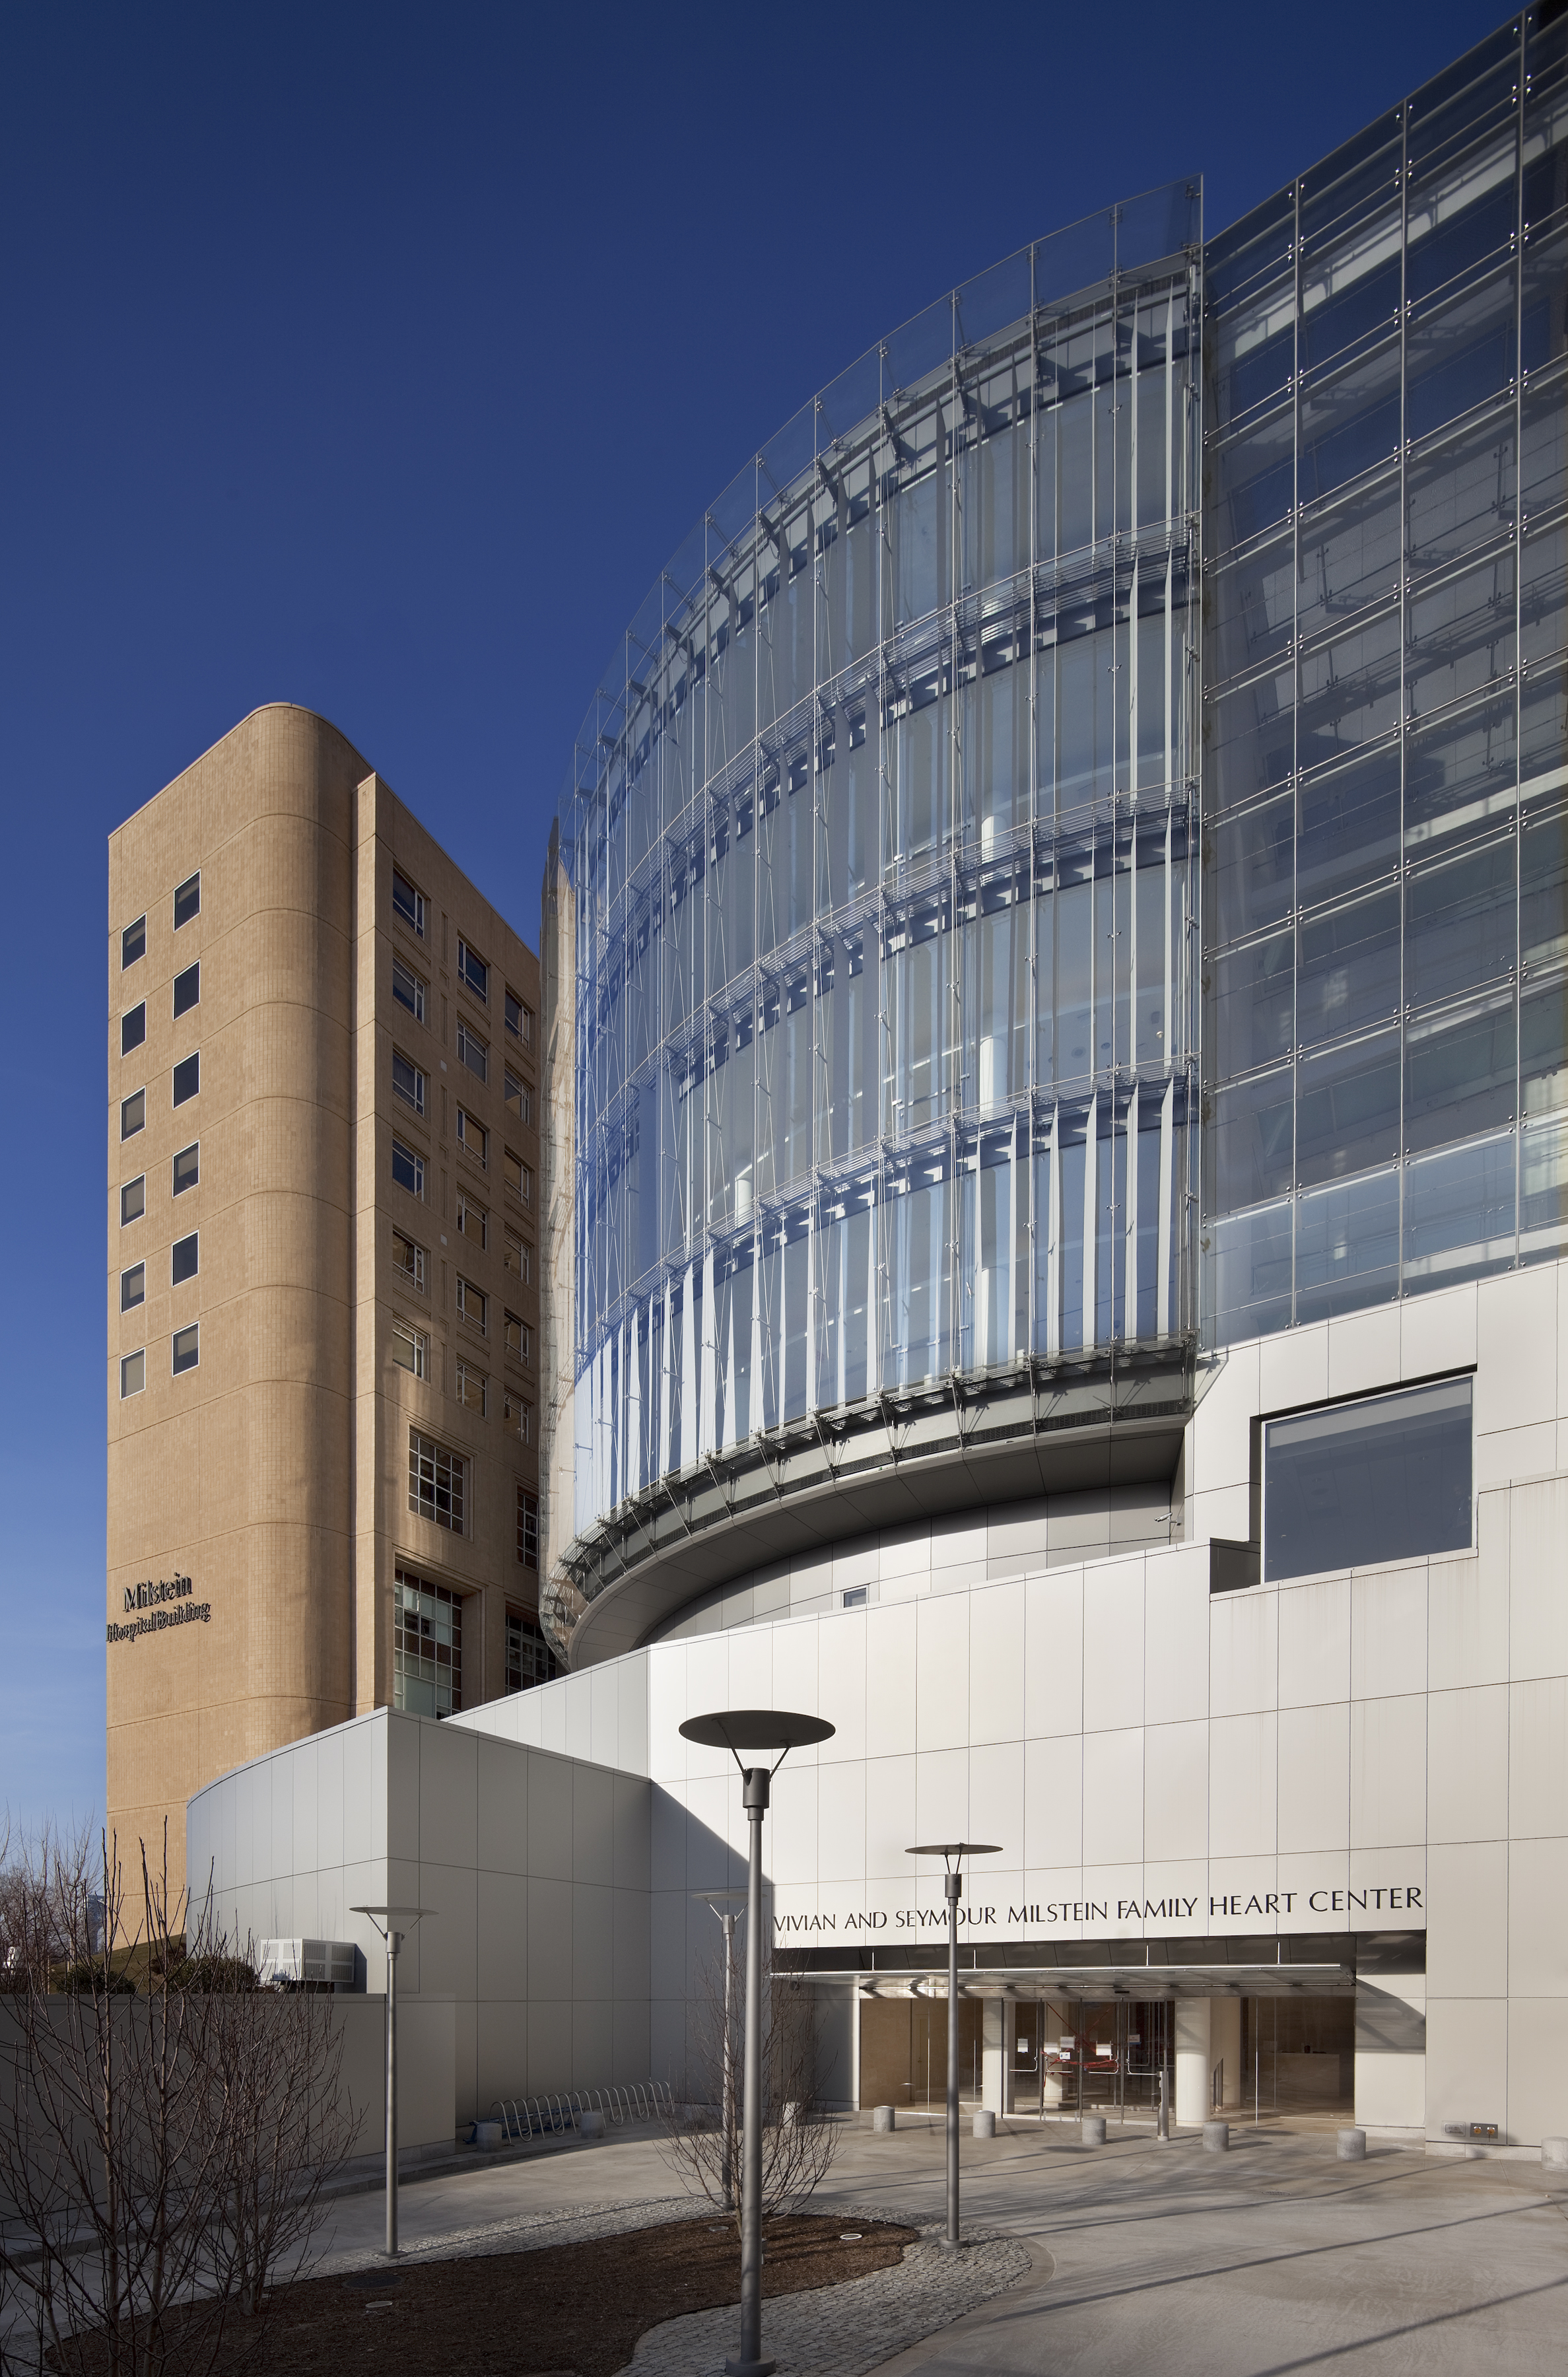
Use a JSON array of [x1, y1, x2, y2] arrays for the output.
[[551, 184, 1202, 1550]]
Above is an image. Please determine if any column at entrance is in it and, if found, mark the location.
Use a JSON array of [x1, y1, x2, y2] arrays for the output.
[[1175, 1998, 1211, 2126], [981, 1997, 1017, 2115]]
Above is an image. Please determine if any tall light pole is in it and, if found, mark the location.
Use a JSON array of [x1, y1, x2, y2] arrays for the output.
[[681, 1709, 835, 2377], [695, 1888, 750, 2211], [904, 1843, 1000, 2251], [351, 1904, 433, 2259]]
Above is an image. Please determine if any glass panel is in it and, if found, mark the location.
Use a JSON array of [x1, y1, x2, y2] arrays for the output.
[[1406, 549, 1515, 725], [1263, 1378, 1473, 1582], [1299, 347, 1402, 507], [1206, 1199, 1292, 1346], [1297, 607, 1401, 775], [1296, 743, 1400, 911], [1208, 1066, 1293, 1209], [1405, 994, 1516, 1154], [1297, 482, 1402, 648], [1295, 1029, 1400, 1185], [1203, 791, 1293, 949], [1406, 407, 1515, 574], [1406, 835, 1517, 1010], [1297, 889, 1400, 1048], [1206, 933, 1293, 1083], [1206, 662, 1293, 817], [1404, 1130, 1517, 1284], [1521, 1109, 1568, 1261], [1406, 266, 1518, 446], [1295, 1165, 1400, 1323]]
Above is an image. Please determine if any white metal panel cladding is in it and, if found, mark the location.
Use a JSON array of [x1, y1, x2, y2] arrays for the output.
[[555, 187, 1204, 1543]]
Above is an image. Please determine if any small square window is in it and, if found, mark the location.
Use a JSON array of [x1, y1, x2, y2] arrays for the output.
[[456, 1276, 487, 1332], [456, 1194, 487, 1251], [121, 1175, 146, 1225], [392, 1050, 425, 1115], [392, 954, 426, 1022], [121, 916, 146, 969], [392, 1229, 426, 1291], [172, 1052, 200, 1107], [841, 1585, 869, 1610], [456, 1108, 487, 1168], [172, 1143, 199, 1196], [456, 1360, 487, 1416], [392, 1138, 425, 1198], [121, 1003, 146, 1056], [456, 1021, 488, 1082], [174, 872, 200, 930], [456, 939, 489, 1004], [120, 1262, 145, 1313], [392, 866, 426, 938], [392, 1320, 428, 1380], [120, 1089, 145, 1142], [172, 962, 200, 1020], [172, 1323, 199, 1375], [171, 1232, 198, 1286], [120, 1350, 145, 1399]]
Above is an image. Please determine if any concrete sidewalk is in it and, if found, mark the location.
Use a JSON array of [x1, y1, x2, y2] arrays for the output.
[[310, 2113, 1568, 2374]]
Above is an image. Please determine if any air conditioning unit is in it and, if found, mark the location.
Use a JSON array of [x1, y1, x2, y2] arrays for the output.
[[257, 1939, 360, 1990]]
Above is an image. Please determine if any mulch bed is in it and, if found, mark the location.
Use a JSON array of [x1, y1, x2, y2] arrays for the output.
[[220, 2214, 916, 2377]]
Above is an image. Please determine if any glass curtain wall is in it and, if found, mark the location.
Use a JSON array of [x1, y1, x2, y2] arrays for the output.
[[1202, 13, 1568, 1344], [557, 185, 1202, 1540]]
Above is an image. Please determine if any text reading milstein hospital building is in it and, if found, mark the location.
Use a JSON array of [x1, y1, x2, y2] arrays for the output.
[[179, 11, 1568, 2147]]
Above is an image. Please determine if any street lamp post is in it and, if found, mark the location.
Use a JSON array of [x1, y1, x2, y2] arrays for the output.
[[694, 1888, 750, 2210], [351, 1904, 434, 2259], [904, 1843, 1001, 2250], [681, 1709, 836, 2377]]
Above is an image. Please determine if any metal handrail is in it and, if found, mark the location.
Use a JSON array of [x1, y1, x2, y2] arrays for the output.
[[492, 2078, 675, 2142]]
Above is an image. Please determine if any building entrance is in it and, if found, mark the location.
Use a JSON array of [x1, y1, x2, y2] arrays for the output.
[[858, 1993, 985, 2112]]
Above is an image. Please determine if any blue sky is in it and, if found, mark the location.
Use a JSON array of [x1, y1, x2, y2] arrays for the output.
[[0, 0, 1501, 1832]]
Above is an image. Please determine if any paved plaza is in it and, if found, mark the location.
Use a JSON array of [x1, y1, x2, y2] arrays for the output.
[[306, 2114, 1568, 2375]]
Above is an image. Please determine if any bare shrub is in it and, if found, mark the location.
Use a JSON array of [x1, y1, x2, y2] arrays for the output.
[[661, 1943, 837, 2230], [0, 1830, 358, 2377]]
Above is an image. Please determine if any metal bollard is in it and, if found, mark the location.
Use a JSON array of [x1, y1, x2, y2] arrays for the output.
[[1081, 2116, 1107, 2145], [872, 2104, 897, 2133], [1202, 2120, 1229, 2153], [972, 2109, 996, 2139], [1337, 2127, 1366, 2160]]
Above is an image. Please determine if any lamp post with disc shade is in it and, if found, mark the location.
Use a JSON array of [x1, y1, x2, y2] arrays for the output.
[[680, 1709, 835, 2377], [903, 1844, 1001, 2249], [349, 1904, 434, 2259]]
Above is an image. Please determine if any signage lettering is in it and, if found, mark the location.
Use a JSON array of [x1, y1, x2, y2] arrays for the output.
[[107, 1573, 210, 1645], [775, 1879, 1425, 1937]]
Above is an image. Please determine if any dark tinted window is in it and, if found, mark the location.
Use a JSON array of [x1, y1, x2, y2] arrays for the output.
[[392, 868, 425, 936], [120, 1089, 145, 1141], [172, 1232, 199, 1286], [172, 1324, 200, 1375], [121, 1004, 146, 1056], [122, 916, 145, 969], [121, 1175, 145, 1225], [172, 1052, 200, 1107], [174, 872, 200, 929], [173, 962, 200, 1019], [172, 1143, 199, 1196], [1264, 1377, 1473, 1582], [120, 1262, 145, 1312]]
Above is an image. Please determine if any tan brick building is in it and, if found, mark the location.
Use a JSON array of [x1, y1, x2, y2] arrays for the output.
[[107, 704, 548, 1904]]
